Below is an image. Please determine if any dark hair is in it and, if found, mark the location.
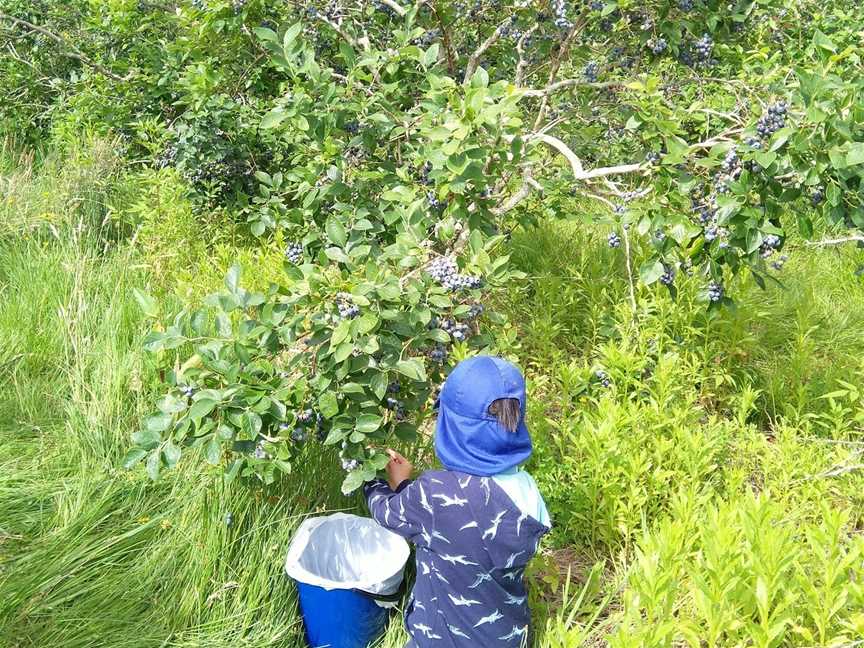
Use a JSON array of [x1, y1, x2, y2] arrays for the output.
[[488, 398, 521, 432]]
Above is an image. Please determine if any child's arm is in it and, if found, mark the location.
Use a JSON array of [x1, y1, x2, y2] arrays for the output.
[[364, 450, 434, 544]]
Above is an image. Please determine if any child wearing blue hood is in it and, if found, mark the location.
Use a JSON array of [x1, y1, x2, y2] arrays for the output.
[[364, 356, 551, 647]]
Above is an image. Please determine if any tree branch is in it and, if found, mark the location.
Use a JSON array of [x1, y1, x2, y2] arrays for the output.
[[806, 235, 864, 247], [0, 12, 132, 82], [514, 25, 538, 88], [522, 78, 627, 97], [622, 227, 638, 313], [463, 17, 513, 83], [377, 0, 407, 17], [314, 13, 359, 50]]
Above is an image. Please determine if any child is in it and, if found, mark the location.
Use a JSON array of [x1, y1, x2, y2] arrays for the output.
[[364, 355, 551, 647]]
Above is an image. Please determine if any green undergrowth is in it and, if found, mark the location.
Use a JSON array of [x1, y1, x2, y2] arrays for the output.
[[3, 143, 864, 646]]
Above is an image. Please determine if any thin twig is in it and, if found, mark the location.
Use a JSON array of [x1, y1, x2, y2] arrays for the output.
[[0, 12, 132, 81]]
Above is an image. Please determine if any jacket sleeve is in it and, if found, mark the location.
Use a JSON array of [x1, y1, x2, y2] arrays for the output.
[[364, 475, 435, 546]]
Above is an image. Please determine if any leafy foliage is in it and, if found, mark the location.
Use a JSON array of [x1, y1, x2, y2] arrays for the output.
[[3, 0, 863, 488]]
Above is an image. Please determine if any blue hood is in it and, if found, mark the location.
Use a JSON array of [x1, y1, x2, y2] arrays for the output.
[[434, 356, 532, 476]]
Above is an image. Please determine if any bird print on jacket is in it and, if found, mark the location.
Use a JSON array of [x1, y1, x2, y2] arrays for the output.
[[364, 470, 550, 647]]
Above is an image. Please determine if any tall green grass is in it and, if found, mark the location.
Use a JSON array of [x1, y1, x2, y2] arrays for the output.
[[2, 142, 864, 646]]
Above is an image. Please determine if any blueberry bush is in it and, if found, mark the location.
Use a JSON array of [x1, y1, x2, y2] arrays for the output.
[[4, 0, 862, 492]]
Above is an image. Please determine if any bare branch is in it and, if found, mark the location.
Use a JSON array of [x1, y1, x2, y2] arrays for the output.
[[529, 133, 584, 176], [514, 25, 538, 87], [376, 0, 407, 17], [463, 17, 513, 83], [491, 168, 537, 216], [806, 235, 864, 247], [0, 12, 132, 81], [522, 78, 626, 97]]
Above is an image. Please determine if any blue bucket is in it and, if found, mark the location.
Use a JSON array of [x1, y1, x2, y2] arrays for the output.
[[285, 513, 411, 648], [296, 581, 393, 648]]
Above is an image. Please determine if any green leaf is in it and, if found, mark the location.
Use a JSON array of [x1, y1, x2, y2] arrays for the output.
[[318, 392, 339, 418], [163, 440, 181, 468], [132, 288, 159, 318], [812, 29, 836, 53], [188, 399, 217, 421], [326, 218, 348, 247], [146, 450, 161, 480], [253, 27, 278, 43], [846, 143, 864, 167], [341, 469, 366, 495], [261, 108, 288, 129], [371, 372, 388, 400], [639, 260, 665, 285], [323, 427, 348, 445], [368, 453, 390, 470], [132, 428, 161, 449], [122, 448, 148, 469], [283, 22, 303, 50], [145, 414, 173, 433], [356, 414, 383, 434], [423, 43, 440, 68], [334, 341, 354, 363], [225, 265, 241, 293], [395, 358, 427, 382], [355, 312, 379, 334], [205, 437, 222, 465], [325, 247, 350, 264], [331, 319, 352, 346]]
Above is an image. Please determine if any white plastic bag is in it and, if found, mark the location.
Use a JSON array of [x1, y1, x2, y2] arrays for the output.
[[284, 513, 410, 607]]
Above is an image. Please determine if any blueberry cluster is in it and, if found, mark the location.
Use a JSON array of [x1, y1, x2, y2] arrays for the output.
[[341, 458, 359, 471], [678, 0, 695, 10], [707, 282, 724, 302], [715, 148, 742, 192], [595, 370, 611, 388], [180, 384, 196, 398], [468, 302, 485, 319], [649, 38, 668, 55], [426, 257, 482, 292], [614, 205, 626, 215], [704, 225, 728, 242], [608, 232, 621, 248], [191, 0, 207, 10], [654, 229, 666, 242], [285, 242, 303, 264], [610, 47, 636, 70], [756, 101, 788, 140], [771, 254, 789, 271], [388, 381, 401, 394], [584, 60, 600, 83], [645, 151, 662, 164], [297, 408, 314, 423], [344, 121, 360, 135], [385, 397, 407, 421], [745, 136, 762, 149], [589, 0, 604, 10], [418, 162, 433, 186], [427, 191, 445, 210], [694, 33, 713, 61], [232, 0, 247, 14], [660, 266, 676, 286], [254, 441, 271, 460], [759, 233, 782, 258], [429, 345, 448, 364], [553, 0, 572, 30], [439, 318, 471, 341], [415, 28, 441, 48], [336, 292, 360, 319], [811, 187, 824, 206]]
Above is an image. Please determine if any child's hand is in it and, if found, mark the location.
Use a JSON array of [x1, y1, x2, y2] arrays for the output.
[[385, 448, 413, 490]]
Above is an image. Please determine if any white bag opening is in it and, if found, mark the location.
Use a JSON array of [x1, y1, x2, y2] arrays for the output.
[[285, 513, 410, 599]]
